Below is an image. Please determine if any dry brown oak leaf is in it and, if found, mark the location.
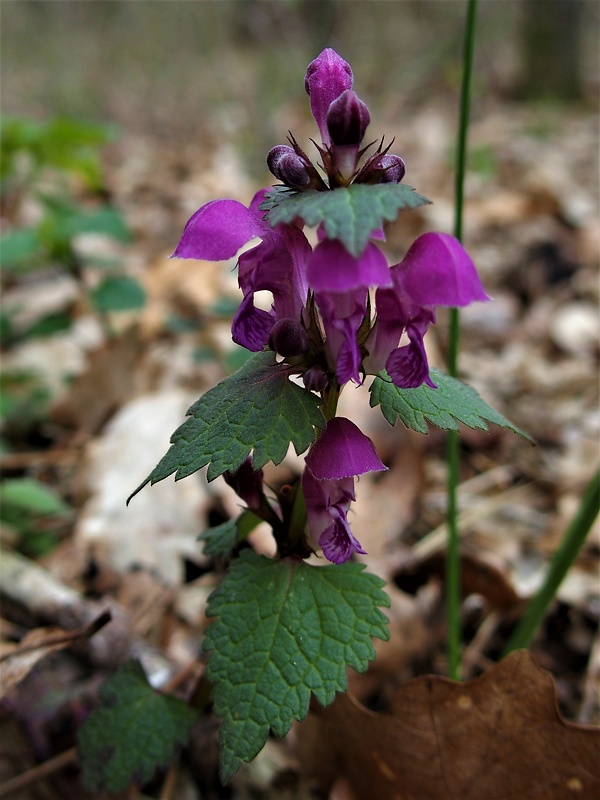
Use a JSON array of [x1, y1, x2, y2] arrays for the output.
[[304, 650, 599, 800]]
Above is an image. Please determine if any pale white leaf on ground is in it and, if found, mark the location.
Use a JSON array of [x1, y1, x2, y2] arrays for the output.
[[76, 390, 213, 584]]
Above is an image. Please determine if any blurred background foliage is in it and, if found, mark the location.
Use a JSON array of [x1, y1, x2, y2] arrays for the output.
[[2, 0, 598, 176]]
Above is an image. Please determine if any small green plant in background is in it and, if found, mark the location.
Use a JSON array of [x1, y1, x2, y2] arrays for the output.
[[0, 116, 145, 552], [0, 116, 146, 445], [0, 477, 73, 557], [0, 115, 144, 340]]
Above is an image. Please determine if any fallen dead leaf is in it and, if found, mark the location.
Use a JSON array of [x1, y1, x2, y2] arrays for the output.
[[0, 611, 111, 700], [393, 550, 521, 611], [51, 326, 144, 435], [299, 650, 600, 800], [74, 389, 211, 583]]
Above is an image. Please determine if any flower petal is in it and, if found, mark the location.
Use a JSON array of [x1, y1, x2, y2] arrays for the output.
[[363, 287, 405, 373], [172, 199, 268, 261], [238, 227, 310, 324], [307, 239, 392, 292], [304, 48, 353, 146], [231, 294, 275, 351], [319, 516, 366, 564], [385, 325, 437, 389], [316, 289, 367, 385], [396, 232, 490, 307], [305, 417, 387, 480]]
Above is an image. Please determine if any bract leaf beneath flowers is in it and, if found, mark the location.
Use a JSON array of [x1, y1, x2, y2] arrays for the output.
[[127, 353, 325, 501], [259, 183, 431, 257], [370, 367, 534, 441]]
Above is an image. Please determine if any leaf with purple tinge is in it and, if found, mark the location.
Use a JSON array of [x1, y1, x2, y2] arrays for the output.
[[259, 183, 430, 257]]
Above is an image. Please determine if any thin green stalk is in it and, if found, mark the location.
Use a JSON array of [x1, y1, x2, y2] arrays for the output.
[[503, 468, 600, 655], [288, 481, 308, 547], [446, 0, 479, 682]]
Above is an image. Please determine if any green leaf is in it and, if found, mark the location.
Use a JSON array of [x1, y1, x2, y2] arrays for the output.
[[0, 229, 43, 273], [370, 368, 533, 440], [22, 311, 73, 339], [0, 478, 70, 516], [65, 205, 131, 242], [204, 550, 390, 781], [199, 510, 262, 559], [77, 661, 196, 794], [1, 116, 115, 190], [260, 184, 430, 257], [38, 200, 132, 246], [128, 352, 325, 500], [90, 275, 147, 312]]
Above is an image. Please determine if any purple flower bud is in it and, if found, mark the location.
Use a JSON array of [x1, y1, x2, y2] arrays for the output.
[[355, 151, 406, 185], [304, 49, 353, 146], [376, 154, 406, 183], [267, 145, 311, 189], [303, 365, 329, 393], [326, 90, 370, 148], [224, 458, 264, 509], [268, 318, 309, 357]]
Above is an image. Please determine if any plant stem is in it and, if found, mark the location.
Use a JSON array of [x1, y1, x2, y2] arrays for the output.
[[322, 382, 340, 422], [446, 0, 479, 682], [503, 467, 600, 655], [288, 481, 308, 546]]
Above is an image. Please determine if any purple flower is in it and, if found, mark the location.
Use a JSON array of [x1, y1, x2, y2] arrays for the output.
[[172, 51, 489, 396], [302, 417, 387, 564], [365, 232, 490, 387], [315, 288, 368, 385], [306, 235, 391, 385], [173, 198, 266, 261], [305, 49, 354, 148], [173, 190, 310, 352], [224, 458, 264, 510], [307, 238, 391, 293]]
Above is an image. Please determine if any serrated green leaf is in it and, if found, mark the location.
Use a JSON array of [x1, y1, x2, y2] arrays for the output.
[[77, 661, 196, 794], [370, 368, 532, 440], [199, 510, 262, 559], [260, 183, 430, 257], [129, 352, 325, 501], [204, 550, 390, 781]]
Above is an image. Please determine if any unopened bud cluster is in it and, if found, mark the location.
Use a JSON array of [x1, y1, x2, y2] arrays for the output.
[[267, 51, 405, 190]]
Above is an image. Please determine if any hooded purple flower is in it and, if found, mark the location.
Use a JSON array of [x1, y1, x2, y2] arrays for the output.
[[224, 457, 264, 510], [315, 287, 368, 385], [173, 190, 310, 351], [306, 231, 390, 385], [305, 49, 354, 148], [365, 232, 490, 387], [302, 417, 387, 564]]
